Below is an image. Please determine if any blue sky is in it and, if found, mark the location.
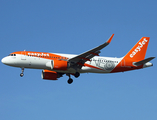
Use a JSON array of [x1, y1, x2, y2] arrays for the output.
[[0, 0, 157, 120]]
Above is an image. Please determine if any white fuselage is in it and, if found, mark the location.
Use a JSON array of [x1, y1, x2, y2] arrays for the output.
[[1, 53, 122, 74]]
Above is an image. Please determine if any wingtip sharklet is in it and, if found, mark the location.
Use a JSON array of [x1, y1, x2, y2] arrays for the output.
[[107, 34, 114, 43]]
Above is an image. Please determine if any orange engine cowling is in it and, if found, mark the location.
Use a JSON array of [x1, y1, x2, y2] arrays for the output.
[[42, 70, 58, 80]]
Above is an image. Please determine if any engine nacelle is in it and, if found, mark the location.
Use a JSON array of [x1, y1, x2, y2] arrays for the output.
[[46, 60, 68, 70], [42, 70, 58, 80]]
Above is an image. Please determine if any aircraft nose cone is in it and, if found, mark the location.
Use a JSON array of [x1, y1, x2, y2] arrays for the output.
[[1, 57, 9, 65], [1, 57, 6, 64]]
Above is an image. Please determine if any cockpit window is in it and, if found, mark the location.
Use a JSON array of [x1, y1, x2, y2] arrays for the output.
[[8, 54, 16, 56]]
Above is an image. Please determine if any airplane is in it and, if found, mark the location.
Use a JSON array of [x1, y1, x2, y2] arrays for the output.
[[1, 34, 155, 84]]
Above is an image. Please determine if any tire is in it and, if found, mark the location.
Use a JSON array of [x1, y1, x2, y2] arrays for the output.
[[74, 72, 80, 78], [20, 73, 24, 77], [67, 78, 73, 84]]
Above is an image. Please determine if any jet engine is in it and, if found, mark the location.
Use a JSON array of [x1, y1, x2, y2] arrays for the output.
[[42, 70, 60, 80]]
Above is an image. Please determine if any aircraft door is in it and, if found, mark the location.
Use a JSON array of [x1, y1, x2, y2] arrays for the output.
[[21, 51, 26, 60]]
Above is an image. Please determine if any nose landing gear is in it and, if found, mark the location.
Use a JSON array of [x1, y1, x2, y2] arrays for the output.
[[20, 68, 24, 77]]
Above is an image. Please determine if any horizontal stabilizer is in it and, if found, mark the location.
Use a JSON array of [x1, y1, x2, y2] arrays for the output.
[[134, 57, 155, 66]]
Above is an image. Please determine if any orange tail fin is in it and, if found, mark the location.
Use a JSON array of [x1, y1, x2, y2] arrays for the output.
[[124, 37, 150, 61]]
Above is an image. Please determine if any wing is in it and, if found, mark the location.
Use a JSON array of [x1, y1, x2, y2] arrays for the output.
[[68, 34, 114, 68]]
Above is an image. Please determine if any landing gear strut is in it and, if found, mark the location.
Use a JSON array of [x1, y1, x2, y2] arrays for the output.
[[20, 68, 24, 77], [67, 74, 73, 84]]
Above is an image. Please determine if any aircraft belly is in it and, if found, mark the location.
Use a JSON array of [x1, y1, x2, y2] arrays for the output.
[[80, 67, 108, 73]]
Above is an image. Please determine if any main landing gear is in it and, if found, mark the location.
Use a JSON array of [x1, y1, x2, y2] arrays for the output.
[[74, 72, 80, 78], [20, 68, 24, 77], [67, 72, 80, 84], [68, 78, 73, 84], [67, 74, 73, 84]]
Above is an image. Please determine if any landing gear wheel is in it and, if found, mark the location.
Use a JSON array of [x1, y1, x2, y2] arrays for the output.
[[20, 68, 24, 77], [67, 78, 73, 84], [20, 73, 24, 77], [74, 72, 80, 78]]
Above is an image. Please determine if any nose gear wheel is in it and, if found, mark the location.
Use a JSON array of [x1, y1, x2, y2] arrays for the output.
[[20, 68, 24, 77]]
